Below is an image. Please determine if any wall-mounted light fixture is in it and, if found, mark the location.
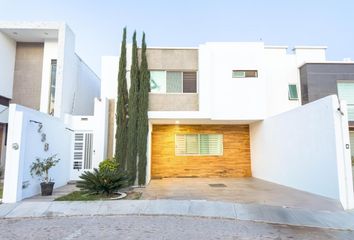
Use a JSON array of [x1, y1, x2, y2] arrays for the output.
[[12, 143, 19, 150]]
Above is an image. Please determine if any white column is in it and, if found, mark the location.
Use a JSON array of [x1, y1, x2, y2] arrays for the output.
[[3, 105, 26, 203]]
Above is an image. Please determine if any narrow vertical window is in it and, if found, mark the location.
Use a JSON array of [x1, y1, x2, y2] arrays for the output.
[[183, 72, 197, 93], [166, 71, 182, 93], [288, 84, 299, 100], [48, 59, 57, 115]]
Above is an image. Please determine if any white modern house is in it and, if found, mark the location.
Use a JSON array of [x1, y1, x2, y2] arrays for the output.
[[0, 22, 101, 202], [100, 42, 354, 209], [1, 24, 353, 211]]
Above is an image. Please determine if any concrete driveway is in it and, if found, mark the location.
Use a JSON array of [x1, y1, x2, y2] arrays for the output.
[[140, 177, 343, 211]]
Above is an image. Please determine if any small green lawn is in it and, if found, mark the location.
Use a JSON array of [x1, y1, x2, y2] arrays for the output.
[[55, 191, 142, 201]]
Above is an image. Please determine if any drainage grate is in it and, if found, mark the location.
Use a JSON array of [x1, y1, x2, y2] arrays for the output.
[[209, 183, 227, 188]]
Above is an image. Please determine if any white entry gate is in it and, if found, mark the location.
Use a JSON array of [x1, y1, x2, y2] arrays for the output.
[[70, 131, 93, 180]]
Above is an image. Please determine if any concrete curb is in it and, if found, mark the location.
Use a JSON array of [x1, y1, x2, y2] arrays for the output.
[[1, 200, 353, 230]]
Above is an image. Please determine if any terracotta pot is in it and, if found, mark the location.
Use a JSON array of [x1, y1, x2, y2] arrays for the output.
[[40, 182, 55, 196]]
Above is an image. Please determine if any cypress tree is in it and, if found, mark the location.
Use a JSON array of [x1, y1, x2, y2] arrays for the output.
[[126, 31, 139, 185], [137, 33, 149, 185], [115, 27, 129, 170]]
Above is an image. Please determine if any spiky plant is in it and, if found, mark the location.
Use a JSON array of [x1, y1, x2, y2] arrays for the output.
[[76, 169, 129, 196]]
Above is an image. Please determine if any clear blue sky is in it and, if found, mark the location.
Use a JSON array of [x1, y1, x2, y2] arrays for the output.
[[1, 0, 353, 75]]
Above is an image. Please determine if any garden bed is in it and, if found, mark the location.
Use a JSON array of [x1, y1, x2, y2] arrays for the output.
[[54, 190, 142, 201]]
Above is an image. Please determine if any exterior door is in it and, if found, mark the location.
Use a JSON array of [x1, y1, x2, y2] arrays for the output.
[[70, 131, 93, 180]]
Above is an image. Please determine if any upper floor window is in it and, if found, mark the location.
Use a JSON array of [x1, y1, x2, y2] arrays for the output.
[[288, 84, 299, 100], [48, 59, 57, 115], [150, 71, 197, 93], [232, 70, 258, 78]]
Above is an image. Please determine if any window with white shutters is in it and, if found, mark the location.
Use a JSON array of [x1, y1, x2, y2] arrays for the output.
[[175, 134, 223, 156]]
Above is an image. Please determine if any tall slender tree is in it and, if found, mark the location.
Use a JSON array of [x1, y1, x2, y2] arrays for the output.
[[115, 27, 129, 170], [126, 31, 139, 185], [137, 33, 150, 185]]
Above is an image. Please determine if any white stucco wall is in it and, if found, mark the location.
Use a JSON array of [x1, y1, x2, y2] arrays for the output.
[[55, 25, 77, 118], [294, 46, 327, 65], [72, 57, 100, 115], [39, 40, 58, 114], [264, 46, 301, 117], [92, 98, 108, 168], [101, 56, 119, 100], [101, 42, 327, 122], [199, 42, 267, 120], [2, 104, 71, 203], [101, 44, 132, 101], [250, 95, 354, 209], [0, 31, 16, 99], [63, 97, 108, 179]]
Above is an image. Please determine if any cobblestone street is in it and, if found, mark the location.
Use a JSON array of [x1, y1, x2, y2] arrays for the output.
[[0, 215, 353, 240]]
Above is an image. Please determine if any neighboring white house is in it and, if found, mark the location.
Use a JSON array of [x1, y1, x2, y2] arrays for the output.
[[100, 42, 353, 209], [0, 22, 102, 203]]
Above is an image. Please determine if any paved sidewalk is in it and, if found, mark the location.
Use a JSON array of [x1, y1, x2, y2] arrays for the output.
[[0, 200, 353, 230], [24, 184, 78, 202]]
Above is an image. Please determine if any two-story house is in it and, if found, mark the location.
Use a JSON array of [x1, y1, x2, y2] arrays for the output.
[[0, 22, 100, 173], [100, 42, 353, 209], [101, 42, 331, 180]]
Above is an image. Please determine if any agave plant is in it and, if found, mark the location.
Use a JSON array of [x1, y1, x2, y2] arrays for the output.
[[76, 168, 129, 196]]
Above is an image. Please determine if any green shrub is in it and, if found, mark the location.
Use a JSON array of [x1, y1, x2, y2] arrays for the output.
[[76, 168, 129, 196], [30, 154, 60, 183], [99, 159, 119, 172]]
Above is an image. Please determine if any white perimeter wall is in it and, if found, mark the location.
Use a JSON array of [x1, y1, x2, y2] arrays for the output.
[[0, 31, 16, 99], [64, 97, 108, 172], [3, 104, 71, 203], [250, 95, 354, 209]]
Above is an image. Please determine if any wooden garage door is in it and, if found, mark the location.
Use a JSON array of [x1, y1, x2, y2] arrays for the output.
[[151, 125, 251, 178]]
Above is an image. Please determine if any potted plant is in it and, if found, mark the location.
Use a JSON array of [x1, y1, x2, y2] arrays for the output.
[[30, 154, 60, 196]]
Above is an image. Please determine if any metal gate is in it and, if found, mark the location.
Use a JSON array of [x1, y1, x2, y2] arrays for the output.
[[70, 131, 93, 180]]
